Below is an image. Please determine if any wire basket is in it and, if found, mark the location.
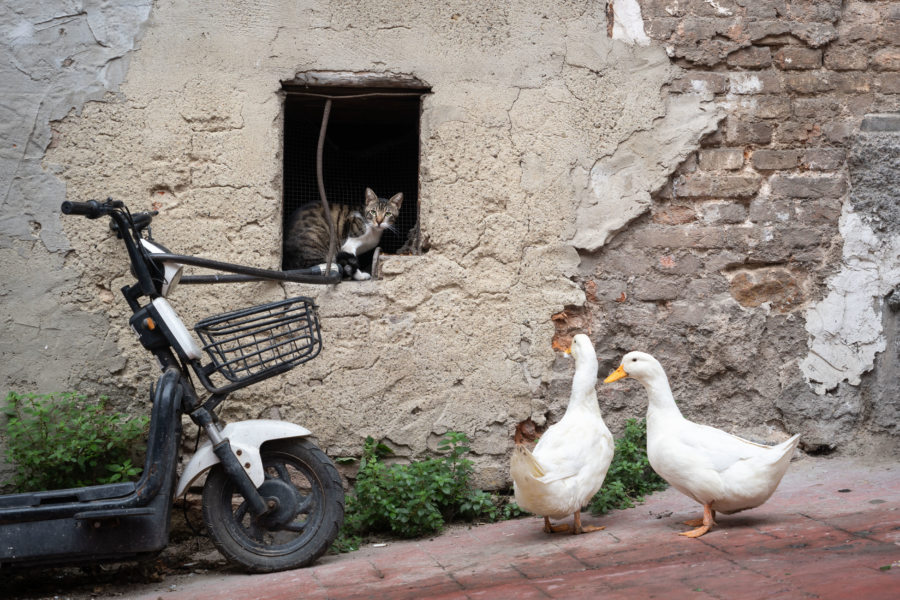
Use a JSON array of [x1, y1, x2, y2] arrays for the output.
[[194, 297, 322, 386]]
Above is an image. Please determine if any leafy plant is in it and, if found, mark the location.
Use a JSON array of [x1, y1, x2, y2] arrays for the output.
[[588, 418, 667, 514], [2, 391, 150, 492], [334, 431, 511, 552]]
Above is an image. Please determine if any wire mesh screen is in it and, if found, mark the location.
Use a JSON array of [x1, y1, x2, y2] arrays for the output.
[[283, 93, 423, 270]]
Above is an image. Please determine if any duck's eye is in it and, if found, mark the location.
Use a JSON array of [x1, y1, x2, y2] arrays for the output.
[[631, 358, 637, 362]]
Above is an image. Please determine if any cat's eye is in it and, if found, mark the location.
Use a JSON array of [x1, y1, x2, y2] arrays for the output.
[[367, 211, 375, 218], [385, 212, 392, 218]]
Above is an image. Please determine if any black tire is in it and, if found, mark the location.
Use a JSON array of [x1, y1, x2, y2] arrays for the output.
[[201, 437, 344, 573]]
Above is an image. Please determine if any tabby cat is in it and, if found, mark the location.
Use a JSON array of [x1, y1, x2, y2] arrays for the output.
[[283, 188, 403, 280]]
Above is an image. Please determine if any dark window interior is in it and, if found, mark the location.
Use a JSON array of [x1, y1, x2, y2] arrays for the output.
[[282, 89, 424, 271]]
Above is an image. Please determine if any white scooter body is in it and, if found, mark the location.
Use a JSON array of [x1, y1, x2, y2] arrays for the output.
[[175, 420, 311, 497]]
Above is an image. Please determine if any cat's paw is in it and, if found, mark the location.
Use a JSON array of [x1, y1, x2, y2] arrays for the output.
[[353, 270, 372, 281]]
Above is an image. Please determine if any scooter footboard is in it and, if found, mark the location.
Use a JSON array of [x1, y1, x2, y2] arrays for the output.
[[0, 492, 173, 568], [0, 368, 184, 568]]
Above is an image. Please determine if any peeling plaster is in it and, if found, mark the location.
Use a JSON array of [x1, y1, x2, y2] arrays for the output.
[[610, 0, 651, 47], [572, 93, 723, 251], [801, 205, 899, 393], [801, 123, 900, 395], [0, 0, 152, 252]]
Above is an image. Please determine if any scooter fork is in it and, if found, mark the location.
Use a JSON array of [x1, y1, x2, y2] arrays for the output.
[[193, 409, 270, 520]]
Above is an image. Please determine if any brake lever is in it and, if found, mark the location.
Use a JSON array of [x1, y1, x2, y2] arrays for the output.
[[110, 210, 159, 238]]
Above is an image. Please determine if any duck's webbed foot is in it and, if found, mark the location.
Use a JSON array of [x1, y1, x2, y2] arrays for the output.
[[573, 511, 606, 534], [543, 516, 571, 533], [679, 504, 716, 538]]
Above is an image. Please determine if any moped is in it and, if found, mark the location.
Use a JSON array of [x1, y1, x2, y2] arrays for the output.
[[0, 198, 345, 573]]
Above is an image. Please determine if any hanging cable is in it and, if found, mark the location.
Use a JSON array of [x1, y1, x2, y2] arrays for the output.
[[316, 99, 336, 277]]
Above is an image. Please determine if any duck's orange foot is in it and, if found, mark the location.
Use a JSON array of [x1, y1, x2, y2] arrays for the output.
[[679, 504, 715, 538], [577, 525, 606, 534], [543, 517, 570, 533], [679, 524, 711, 538], [572, 511, 605, 534]]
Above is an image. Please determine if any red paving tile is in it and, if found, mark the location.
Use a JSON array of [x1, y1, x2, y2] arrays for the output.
[[120, 457, 898, 600]]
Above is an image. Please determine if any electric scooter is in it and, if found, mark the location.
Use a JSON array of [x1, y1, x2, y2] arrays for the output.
[[0, 198, 345, 573]]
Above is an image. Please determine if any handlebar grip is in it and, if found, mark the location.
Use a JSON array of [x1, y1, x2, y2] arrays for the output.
[[61, 200, 103, 218]]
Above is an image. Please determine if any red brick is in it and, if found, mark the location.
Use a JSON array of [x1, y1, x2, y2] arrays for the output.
[[727, 46, 773, 69], [774, 46, 823, 70], [632, 226, 727, 249], [730, 71, 783, 94], [775, 120, 825, 144], [726, 118, 774, 144], [675, 174, 763, 198], [824, 45, 869, 71], [877, 72, 900, 93], [699, 148, 744, 171], [873, 48, 900, 71], [833, 71, 874, 93], [784, 71, 836, 93], [671, 72, 729, 95], [769, 174, 848, 199], [751, 96, 793, 120], [802, 148, 845, 171], [652, 204, 697, 225], [465, 582, 552, 599], [751, 149, 802, 170]]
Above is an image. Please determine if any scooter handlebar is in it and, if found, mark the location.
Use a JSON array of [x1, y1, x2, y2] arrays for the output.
[[61, 199, 124, 219]]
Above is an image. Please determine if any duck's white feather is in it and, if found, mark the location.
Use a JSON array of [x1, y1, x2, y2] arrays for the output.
[[511, 335, 614, 521], [619, 351, 799, 515]]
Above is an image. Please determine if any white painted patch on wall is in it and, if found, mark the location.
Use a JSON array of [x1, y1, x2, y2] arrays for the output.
[[730, 74, 763, 94], [611, 0, 651, 47], [801, 204, 900, 393], [704, 0, 734, 17]]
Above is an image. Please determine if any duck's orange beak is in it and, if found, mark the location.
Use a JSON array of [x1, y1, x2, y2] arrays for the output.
[[604, 364, 628, 383]]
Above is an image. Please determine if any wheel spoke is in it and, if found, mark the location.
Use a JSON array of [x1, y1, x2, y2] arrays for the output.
[[234, 498, 249, 522], [273, 461, 291, 482], [248, 521, 267, 542], [282, 520, 308, 533], [296, 493, 313, 514]]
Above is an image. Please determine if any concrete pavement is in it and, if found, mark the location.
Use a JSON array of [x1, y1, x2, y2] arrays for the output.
[[126, 455, 898, 600]]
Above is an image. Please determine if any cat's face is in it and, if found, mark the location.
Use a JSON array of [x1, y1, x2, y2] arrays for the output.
[[364, 188, 403, 231]]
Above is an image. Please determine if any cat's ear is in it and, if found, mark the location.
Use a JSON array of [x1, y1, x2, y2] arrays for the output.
[[388, 192, 403, 210], [365, 188, 378, 203]]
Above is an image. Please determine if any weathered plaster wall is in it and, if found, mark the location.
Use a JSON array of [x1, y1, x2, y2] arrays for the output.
[[1, 1, 152, 395], [2, 0, 897, 490], [2, 1, 721, 486]]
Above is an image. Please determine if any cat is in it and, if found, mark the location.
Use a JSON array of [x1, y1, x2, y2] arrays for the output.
[[283, 187, 403, 280]]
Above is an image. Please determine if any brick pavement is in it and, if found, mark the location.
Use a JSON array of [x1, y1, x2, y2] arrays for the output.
[[131, 456, 898, 600]]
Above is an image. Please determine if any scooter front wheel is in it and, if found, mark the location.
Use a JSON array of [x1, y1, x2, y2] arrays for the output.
[[201, 437, 344, 573]]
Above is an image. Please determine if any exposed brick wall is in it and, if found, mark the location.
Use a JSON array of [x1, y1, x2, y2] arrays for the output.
[[583, 1, 898, 450]]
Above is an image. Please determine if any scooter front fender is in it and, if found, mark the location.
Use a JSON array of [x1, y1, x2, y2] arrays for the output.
[[175, 419, 311, 498]]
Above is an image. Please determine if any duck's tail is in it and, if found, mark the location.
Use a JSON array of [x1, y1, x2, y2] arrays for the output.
[[773, 433, 801, 468], [511, 444, 545, 480]]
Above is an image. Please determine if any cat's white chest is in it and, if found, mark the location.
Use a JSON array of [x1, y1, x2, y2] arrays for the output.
[[341, 223, 383, 256]]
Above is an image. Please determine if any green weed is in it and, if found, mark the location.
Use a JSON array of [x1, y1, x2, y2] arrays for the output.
[[2, 391, 149, 492], [334, 431, 518, 552], [589, 418, 667, 514]]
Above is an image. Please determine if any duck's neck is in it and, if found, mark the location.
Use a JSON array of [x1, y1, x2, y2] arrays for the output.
[[568, 359, 601, 415], [638, 369, 682, 420]]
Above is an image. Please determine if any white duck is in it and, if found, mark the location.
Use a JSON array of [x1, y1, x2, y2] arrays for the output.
[[511, 334, 614, 534], [604, 351, 800, 538]]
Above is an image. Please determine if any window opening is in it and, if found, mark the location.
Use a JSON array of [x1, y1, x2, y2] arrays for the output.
[[282, 76, 429, 274]]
